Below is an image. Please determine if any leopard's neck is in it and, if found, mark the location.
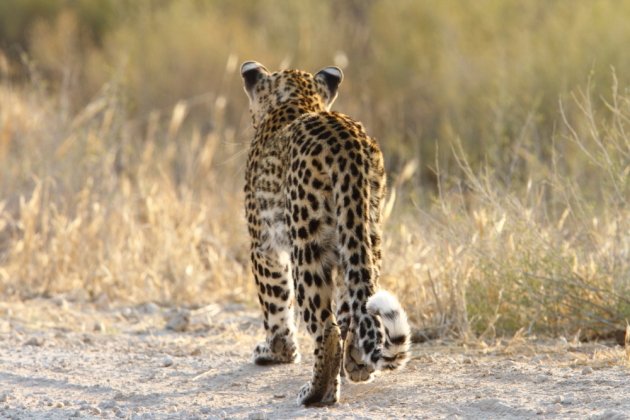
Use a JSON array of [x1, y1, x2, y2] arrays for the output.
[[254, 102, 324, 139]]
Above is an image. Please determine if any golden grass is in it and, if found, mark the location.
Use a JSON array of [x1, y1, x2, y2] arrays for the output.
[[1, 75, 628, 340], [5, 0, 630, 177], [375, 81, 628, 338], [0, 1, 629, 339], [0, 83, 250, 304]]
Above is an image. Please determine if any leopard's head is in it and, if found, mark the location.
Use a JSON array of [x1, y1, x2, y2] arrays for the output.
[[240, 61, 343, 128]]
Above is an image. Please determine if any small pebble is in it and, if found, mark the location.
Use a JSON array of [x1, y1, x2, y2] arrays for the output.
[[582, 366, 593, 375], [553, 394, 574, 405], [162, 356, 174, 367], [94, 322, 105, 332], [166, 310, 190, 332], [141, 302, 160, 315], [52, 297, 69, 309], [24, 337, 44, 347], [79, 403, 101, 416], [594, 410, 627, 420], [98, 400, 116, 410], [121, 307, 137, 320]]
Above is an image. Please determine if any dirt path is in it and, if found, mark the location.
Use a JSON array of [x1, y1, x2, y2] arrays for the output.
[[0, 298, 628, 419]]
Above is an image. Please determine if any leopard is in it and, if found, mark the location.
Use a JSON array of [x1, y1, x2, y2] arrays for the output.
[[241, 61, 411, 406]]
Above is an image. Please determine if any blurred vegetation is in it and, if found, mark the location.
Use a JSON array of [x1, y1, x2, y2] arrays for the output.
[[0, 0, 117, 50], [0, 0, 628, 339], [3, 0, 630, 187]]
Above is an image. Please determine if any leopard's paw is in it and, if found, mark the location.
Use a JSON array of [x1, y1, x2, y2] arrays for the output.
[[343, 335, 376, 383], [296, 379, 339, 406], [252, 334, 300, 365]]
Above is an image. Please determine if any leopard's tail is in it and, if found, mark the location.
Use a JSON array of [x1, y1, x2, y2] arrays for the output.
[[366, 290, 411, 371]]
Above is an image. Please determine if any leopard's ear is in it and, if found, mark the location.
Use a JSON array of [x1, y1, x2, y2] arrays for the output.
[[315, 66, 343, 108], [241, 61, 269, 100]]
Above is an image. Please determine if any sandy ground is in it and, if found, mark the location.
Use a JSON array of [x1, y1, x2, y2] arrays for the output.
[[0, 297, 628, 419]]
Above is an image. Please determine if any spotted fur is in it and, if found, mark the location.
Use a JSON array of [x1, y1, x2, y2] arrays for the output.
[[241, 61, 410, 406]]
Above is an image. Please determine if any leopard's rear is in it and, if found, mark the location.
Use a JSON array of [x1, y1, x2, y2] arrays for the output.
[[241, 61, 410, 406]]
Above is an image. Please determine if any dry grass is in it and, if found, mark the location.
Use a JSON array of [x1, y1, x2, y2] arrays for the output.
[[5, 1, 630, 178], [0, 1, 629, 340], [386, 83, 629, 338], [0, 82, 251, 305], [1, 75, 628, 340]]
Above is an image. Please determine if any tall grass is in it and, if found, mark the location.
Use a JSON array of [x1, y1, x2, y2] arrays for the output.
[[5, 0, 630, 180], [0, 82, 250, 304], [0, 1, 628, 338], [386, 78, 629, 338]]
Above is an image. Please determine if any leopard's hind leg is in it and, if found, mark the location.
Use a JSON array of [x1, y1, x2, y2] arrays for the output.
[[288, 159, 342, 406], [251, 247, 300, 365]]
